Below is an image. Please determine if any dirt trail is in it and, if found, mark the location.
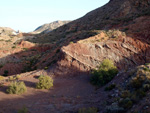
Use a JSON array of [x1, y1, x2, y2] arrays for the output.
[[0, 72, 100, 113]]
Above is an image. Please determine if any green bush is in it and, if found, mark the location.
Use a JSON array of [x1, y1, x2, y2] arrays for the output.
[[3, 70, 9, 76], [7, 81, 27, 94], [143, 84, 150, 91], [0, 64, 3, 68], [0, 76, 5, 81], [36, 75, 53, 89], [9, 76, 16, 81], [12, 46, 16, 49], [119, 98, 133, 109], [16, 75, 21, 80], [105, 84, 116, 91], [130, 76, 145, 89], [18, 106, 28, 113], [143, 67, 150, 72], [44, 67, 48, 70], [78, 107, 98, 113], [90, 59, 118, 86], [121, 90, 131, 98]]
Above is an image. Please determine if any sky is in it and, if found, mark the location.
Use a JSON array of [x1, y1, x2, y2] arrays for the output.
[[0, 0, 109, 32]]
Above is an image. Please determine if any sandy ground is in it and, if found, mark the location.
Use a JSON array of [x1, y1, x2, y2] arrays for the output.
[[0, 70, 125, 113], [0, 73, 101, 113]]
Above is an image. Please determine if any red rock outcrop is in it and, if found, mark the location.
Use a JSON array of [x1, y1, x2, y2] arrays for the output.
[[54, 32, 150, 75]]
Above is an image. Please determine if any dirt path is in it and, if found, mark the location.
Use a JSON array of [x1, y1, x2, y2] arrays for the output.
[[0, 70, 125, 113], [0, 73, 99, 113]]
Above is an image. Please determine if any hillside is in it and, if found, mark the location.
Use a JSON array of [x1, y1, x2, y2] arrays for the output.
[[30, 0, 150, 72], [0, 0, 150, 112], [32, 20, 71, 34], [0, 27, 16, 36]]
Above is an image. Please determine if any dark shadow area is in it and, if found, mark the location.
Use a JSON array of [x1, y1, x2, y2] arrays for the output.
[[23, 80, 37, 88], [33, 75, 39, 79], [0, 85, 8, 94]]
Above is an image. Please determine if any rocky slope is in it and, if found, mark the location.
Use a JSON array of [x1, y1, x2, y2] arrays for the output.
[[29, 0, 150, 76], [1, 0, 150, 76], [32, 20, 71, 34], [0, 27, 16, 40], [0, 29, 53, 76]]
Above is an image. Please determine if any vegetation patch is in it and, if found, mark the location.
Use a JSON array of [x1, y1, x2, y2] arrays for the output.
[[36, 75, 53, 89], [90, 59, 118, 87], [0, 76, 5, 81], [105, 29, 126, 39], [16, 75, 21, 80], [22, 55, 39, 72], [105, 84, 116, 91], [108, 64, 150, 112], [12, 45, 16, 49], [9, 76, 16, 81], [3, 70, 9, 76], [7, 81, 27, 94], [0, 64, 3, 69], [22, 48, 28, 51], [78, 107, 98, 113], [17, 106, 28, 113]]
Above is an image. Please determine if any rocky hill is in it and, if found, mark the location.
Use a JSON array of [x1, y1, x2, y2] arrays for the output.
[[30, 0, 150, 73], [0, 27, 16, 37], [32, 20, 71, 34]]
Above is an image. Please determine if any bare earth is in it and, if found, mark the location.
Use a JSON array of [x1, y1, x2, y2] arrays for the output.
[[0, 71, 101, 113], [0, 69, 126, 113]]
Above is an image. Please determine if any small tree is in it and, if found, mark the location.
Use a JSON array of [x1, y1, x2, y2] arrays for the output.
[[36, 75, 53, 89], [3, 70, 9, 76], [78, 107, 98, 113], [90, 59, 118, 86], [7, 81, 27, 94], [18, 106, 28, 113]]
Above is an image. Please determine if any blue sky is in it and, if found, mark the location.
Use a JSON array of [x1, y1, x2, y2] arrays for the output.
[[0, 0, 109, 32]]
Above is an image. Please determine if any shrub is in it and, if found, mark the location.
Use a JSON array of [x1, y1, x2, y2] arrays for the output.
[[78, 107, 98, 113], [0, 76, 5, 81], [16, 75, 21, 80], [22, 48, 28, 51], [3, 70, 9, 76], [121, 90, 131, 98], [44, 67, 48, 70], [119, 98, 133, 109], [136, 89, 146, 98], [12, 46, 16, 49], [18, 106, 28, 113], [6, 81, 27, 94], [90, 59, 118, 86], [36, 75, 53, 89], [130, 93, 140, 103], [143, 84, 150, 91], [105, 84, 116, 91], [9, 76, 15, 81], [143, 67, 150, 72], [130, 76, 145, 89], [5, 39, 12, 42], [69, 41, 74, 44], [0, 65, 3, 68]]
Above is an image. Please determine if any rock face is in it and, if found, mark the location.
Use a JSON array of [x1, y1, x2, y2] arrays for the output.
[[31, 0, 150, 75], [33, 20, 71, 34], [55, 31, 150, 75], [0, 27, 15, 36], [1, 0, 150, 76]]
